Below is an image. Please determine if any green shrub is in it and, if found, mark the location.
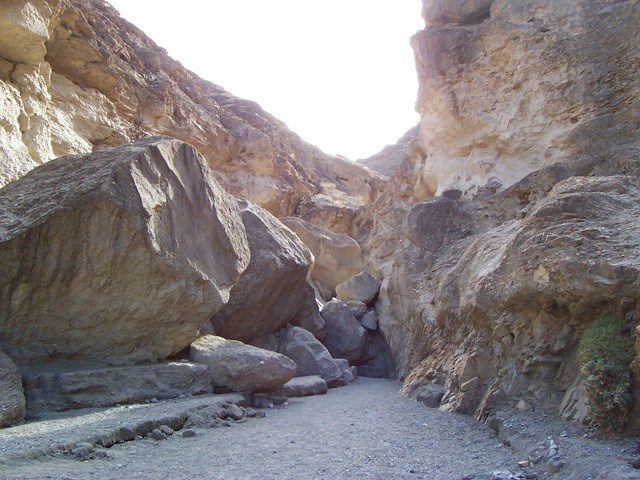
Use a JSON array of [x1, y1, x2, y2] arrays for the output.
[[577, 315, 634, 434]]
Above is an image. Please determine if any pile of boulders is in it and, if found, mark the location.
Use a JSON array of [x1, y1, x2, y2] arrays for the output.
[[0, 138, 394, 428]]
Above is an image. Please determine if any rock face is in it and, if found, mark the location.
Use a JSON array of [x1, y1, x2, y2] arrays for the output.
[[209, 199, 316, 342], [320, 300, 368, 365], [363, 0, 640, 431], [23, 361, 212, 413], [0, 351, 25, 427], [410, 0, 640, 199], [0, 0, 381, 221], [190, 336, 296, 393], [0, 137, 249, 364], [281, 217, 362, 292]]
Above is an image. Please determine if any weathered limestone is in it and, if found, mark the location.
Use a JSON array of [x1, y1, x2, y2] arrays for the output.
[[190, 336, 296, 393], [0, 351, 25, 427], [210, 199, 315, 342], [22, 362, 212, 413], [0, 138, 250, 364], [281, 217, 362, 292], [0, 0, 382, 224]]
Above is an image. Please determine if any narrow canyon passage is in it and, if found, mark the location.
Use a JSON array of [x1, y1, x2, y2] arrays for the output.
[[3, 379, 517, 480]]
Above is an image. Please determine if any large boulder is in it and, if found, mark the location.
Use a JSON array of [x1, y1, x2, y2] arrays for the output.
[[0, 351, 25, 428], [0, 138, 250, 364], [281, 217, 362, 292], [190, 335, 296, 393], [336, 271, 382, 305], [210, 199, 319, 342], [279, 327, 341, 384], [320, 300, 368, 365]]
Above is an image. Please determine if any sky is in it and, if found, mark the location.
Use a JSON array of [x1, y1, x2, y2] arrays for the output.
[[106, 1, 424, 160]]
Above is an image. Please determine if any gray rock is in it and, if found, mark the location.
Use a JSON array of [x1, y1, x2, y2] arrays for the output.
[[320, 299, 368, 364], [0, 138, 250, 364], [181, 429, 197, 438], [0, 350, 25, 427], [346, 300, 368, 318], [225, 404, 244, 421], [329, 358, 354, 387], [148, 429, 165, 441], [412, 382, 446, 408], [159, 425, 174, 436], [190, 335, 296, 393], [279, 327, 341, 384], [274, 376, 328, 398], [210, 199, 318, 342], [354, 332, 395, 379], [22, 361, 212, 414], [335, 272, 382, 305], [403, 196, 470, 252], [361, 310, 379, 331]]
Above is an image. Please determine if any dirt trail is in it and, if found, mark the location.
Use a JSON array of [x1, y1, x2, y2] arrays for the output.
[[1, 378, 639, 480]]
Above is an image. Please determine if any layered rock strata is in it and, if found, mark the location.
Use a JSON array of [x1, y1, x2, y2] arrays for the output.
[[0, 0, 381, 223]]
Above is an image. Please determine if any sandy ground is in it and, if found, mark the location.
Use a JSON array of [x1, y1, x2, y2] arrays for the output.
[[0, 378, 639, 480]]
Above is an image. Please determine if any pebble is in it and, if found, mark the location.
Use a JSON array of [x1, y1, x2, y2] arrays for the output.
[[148, 429, 166, 441], [159, 425, 174, 436], [150, 397, 159, 404], [182, 429, 197, 438]]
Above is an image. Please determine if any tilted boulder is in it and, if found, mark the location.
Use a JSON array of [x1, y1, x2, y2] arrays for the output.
[[210, 199, 320, 342], [0, 138, 249, 364], [320, 300, 368, 365], [279, 327, 341, 384], [281, 217, 362, 292], [0, 351, 25, 428], [336, 271, 382, 305], [190, 335, 296, 393]]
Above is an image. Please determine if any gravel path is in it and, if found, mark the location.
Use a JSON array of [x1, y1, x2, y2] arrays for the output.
[[1, 378, 518, 480]]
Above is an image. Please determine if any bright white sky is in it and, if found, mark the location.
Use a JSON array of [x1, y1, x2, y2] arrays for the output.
[[107, 1, 424, 160]]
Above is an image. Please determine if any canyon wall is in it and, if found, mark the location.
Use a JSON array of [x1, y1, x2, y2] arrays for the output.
[[366, 0, 640, 430], [0, 0, 381, 229]]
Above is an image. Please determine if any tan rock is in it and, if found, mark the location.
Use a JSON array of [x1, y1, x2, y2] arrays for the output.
[[0, 137, 250, 364], [0, 350, 25, 428], [190, 336, 296, 393], [210, 199, 317, 342], [281, 217, 362, 292], [336, 271, 382, 306]]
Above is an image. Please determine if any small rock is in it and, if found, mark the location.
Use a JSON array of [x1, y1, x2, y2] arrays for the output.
[[412, 382, 445, 408], [361, 310, 379, 331], [150, 397, 159, 404], [346, 300, 368, 318], [516, 400, 533, 412], [181, 429, 197, 438], [134, 436, 143, 441], [148, 428, 166, 441], [159, 425, 174, 436], [243, 408, 264, 418], [225, 404, 245, 420]]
